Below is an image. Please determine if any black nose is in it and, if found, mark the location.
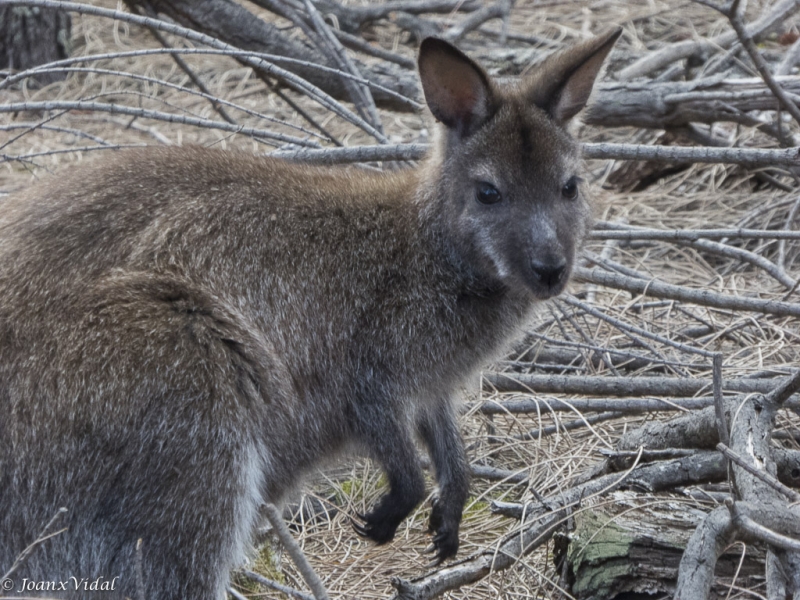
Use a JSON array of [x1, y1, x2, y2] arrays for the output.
[[531, 259, 566, 288]]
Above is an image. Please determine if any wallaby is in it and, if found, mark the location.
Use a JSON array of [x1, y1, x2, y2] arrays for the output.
[[0, 30, 620, 599]]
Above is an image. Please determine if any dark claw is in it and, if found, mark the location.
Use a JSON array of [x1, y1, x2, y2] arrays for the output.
[[424, 543, 436, 554], [350, 516, 369, 538]]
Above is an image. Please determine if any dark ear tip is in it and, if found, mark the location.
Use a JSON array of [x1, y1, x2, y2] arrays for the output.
[[600, 26, 623, 45], [418, 37, 469, 68]]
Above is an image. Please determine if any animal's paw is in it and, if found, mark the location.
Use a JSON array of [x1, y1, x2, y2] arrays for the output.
[[425, 496, 460, 565], [351, 505, 399, 545]]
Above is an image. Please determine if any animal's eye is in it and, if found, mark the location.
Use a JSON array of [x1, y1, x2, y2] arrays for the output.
[[561, 177, 580, 200], [476, 182, 502, 205]]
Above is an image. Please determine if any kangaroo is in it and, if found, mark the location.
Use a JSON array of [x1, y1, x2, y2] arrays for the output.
[[0, 30, 620, 599]]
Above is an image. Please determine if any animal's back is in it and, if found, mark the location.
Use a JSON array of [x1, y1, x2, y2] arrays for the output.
[[0, 147, 431, 598]]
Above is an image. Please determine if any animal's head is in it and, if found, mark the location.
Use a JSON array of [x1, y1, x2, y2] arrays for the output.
[[419, 29, 621, 299]]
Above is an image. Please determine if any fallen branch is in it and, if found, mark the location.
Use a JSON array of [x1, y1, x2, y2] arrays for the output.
[[0, 0, 388, 141], [618, 0, 800, 81], [272, 143, 800, 167], [238, 570, 315, 600], [481, 373, 794, 399], [574, 266, 800, 318], [262, 503, 329, 600], [585, 76, 800, 134], [392, 452, 728, 599], [717, 443, 800, 503], [592, 222, 800, 241]]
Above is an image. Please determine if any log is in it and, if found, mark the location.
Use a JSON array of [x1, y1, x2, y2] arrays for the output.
[[559, 492, 765, 600], [585, 76, 800, 130]]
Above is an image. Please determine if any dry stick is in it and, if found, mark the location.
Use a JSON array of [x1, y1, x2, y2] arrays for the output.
[[271, 142, 800, 166], [619, 0, 800, 81], [0, 101, 315, 147], [2, 144, 145, 163], [481, 373, 797, 400], [717, 443, 800, 502], [11, 65, 325, 140], [481, 395, 800, 417], [592, 222, 800, 241], [302, 0, 383, 133], [575, 266, 800, 318], [676, 364, 800, 598], [674, 505, 737, 600], [777, 195, 800, 275], [1, 507, 68, 582], [561, 294, 714, 358], [0, 0, 388, 143], [272, 143, 428, 163], [0, 45, 360, 144], [732, 511, 800, 552], [510, 411, 625, 442], [134, 0, 237, 126], [227, 587, 250, 600], [0, 122, 112, 146], [262, 503, 329, 600], [719, 0, 800, 128], [238, 569, 314, 600], [332, 29, 416, 69], [239, 569, 315, 600], [520, 331, 700, 370], [554, 302, 621, 376], [444, 0, 514, 42], [582, 142, 800, 166], [713, 353, 730, 447], [491, 449, 800, 520], [687, 238, 798, 291]]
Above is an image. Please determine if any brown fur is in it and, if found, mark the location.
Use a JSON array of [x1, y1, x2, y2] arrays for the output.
[[0, 31, 620, 599]]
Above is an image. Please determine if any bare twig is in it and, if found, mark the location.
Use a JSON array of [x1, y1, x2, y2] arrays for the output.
[[270, 142, 800, 166], [710, 0, 800, 128], [0, 0, 389, 141], [574, 266, 800, 318], [1, 507, 68, 582], [302, 0, 383, 134], [132, 0, 237, 125], [713, 354, 730, 446], [582, 141, 800, 166], [592, 222, 800, 241], [262, 503, 329, 600], [445, 0, 515, 42], [239, 569, 315, 600], [481, 373, 798, 400], [0, 101, 316, 147], [619, 0, 800, 81], [717, 443, 800, 503]]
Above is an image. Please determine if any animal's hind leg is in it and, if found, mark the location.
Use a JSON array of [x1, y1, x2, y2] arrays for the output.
[[47, 276, 283, 600]]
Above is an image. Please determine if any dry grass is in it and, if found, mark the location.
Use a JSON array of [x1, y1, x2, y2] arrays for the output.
[[2, 0, 799, 598]]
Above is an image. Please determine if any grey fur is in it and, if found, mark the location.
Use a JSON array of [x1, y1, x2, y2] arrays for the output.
[[0, 31, 620, 599]]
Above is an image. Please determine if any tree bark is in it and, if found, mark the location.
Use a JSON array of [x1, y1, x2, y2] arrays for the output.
[[0, 5, 71, 84]]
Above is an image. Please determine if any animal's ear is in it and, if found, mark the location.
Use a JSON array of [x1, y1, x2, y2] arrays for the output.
[[526, 27, 622, 125], [418, 37, 497, 137]]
